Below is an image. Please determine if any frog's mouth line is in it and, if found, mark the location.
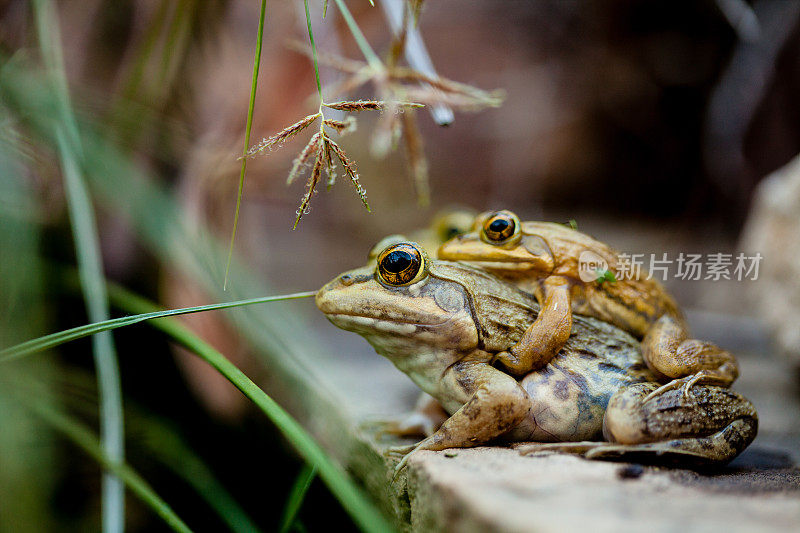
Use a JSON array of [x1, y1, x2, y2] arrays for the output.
[[325, 312, 449, 327]]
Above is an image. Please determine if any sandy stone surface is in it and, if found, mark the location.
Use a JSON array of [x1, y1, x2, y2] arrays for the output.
[[403, 448, 800, 533]]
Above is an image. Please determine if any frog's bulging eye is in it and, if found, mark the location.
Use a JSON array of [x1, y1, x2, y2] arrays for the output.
[[368, 234, 407, 262], [482, 211, 521, 244], [377, 243, 427, 286]]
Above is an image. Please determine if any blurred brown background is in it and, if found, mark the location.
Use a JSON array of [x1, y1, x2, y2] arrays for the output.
[[3, 0, 800, 530]]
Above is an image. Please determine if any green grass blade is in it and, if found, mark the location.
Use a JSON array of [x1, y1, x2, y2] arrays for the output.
[[224, 0, 267, 290], [332, 0, 383, 69], [0, 291, 316, 362], [304, 0, 323, 101], [109, 287, 395, 533], [32, 2, 126, 531], [279, 464, 316, 533], [26, 401, 192, 533]]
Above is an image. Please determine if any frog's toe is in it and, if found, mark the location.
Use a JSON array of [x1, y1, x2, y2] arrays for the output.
[[679, 375, 704, 400], [384, 442, 419, 458], [392, 453, 413, 480], [514, 441, 608, 456], [584, 443, 712, 465], [642, 377, 691, 404]]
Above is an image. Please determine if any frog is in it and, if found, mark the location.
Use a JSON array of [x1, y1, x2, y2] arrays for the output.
[[437, 209, 740, 403], [316, 241, 758, 472]]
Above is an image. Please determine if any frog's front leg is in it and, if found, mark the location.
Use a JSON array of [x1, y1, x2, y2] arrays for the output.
[[599, 382, 757, 463], [493, 276, 573, 376], [390, 361, 530, 472], [642, 315, 739, 400]]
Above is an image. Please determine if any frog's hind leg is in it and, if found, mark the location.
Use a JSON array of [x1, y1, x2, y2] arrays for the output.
[[642, 315, 739, 400], [599, 382, 758, 464]]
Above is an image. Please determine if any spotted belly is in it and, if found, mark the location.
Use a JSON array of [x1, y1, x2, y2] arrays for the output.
[[507, 314, 656, 442]]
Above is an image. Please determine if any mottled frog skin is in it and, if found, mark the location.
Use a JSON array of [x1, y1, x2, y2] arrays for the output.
[[438, 210, 740, 402], [317, 243, 758, 471]]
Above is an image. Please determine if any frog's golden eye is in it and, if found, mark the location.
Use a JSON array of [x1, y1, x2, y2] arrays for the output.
[[368, 234, 407, 261], [481, 210, 521, 244], [376, 243, 427, 286]]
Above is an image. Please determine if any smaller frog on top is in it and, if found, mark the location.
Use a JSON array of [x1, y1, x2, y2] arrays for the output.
[[438, 210, 739, 401]]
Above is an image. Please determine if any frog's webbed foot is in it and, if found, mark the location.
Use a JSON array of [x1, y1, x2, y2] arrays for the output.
[[603, 382, 758, 464], [642, 315, 739, 388]]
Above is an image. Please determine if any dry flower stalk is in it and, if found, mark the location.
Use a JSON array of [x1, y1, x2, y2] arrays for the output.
[[294, 148, 325, 229], [328, 138, 369, 211], [247, 96, 421, 226], [247, 6, 504, 225], [323, 100, 422, 112], [322, 116, 356, 135], [247, 112, 320, 158], [285, 41, 503, 205], [400, 87, 503, 111], [286, 131, 321, 185], [290, 45, 503, 112], [322, 137, 337, 189]]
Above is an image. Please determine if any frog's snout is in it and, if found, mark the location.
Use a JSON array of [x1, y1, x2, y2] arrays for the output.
[[316, 267, 372, 314], [315, 282, 335, 313]]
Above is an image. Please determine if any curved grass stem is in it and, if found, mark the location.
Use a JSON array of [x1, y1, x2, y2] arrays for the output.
[[224, 0, 267, 290], [0, 291, 317, 362], [33, 2, 125, 530]]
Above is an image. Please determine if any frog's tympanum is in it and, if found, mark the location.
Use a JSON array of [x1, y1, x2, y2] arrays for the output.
[[316, 242, 757, 471], [438, 210, 740, 402]]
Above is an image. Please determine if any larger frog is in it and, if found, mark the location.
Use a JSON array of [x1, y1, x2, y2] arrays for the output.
[[437, 210, 739, 401], [316, 242, 757, 471]]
